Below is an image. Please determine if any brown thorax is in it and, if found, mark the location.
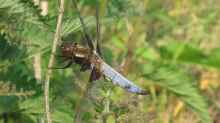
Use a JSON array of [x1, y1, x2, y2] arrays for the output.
[[60, 42, 102, 71]]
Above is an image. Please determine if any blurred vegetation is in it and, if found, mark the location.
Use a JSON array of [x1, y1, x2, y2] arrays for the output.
[[0, 0, 220, 123]]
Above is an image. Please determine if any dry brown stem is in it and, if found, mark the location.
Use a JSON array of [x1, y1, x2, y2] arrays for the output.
[[44, 0, 65, 123]]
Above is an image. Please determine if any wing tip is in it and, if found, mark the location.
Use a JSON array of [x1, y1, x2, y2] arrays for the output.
[[136, 90, 148, 95], [139, 91, 148, 95], [125, 84, 148, 95]]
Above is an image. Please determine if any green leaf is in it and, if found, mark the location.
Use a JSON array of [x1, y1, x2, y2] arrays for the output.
[[159, 42, 220, 69], [52, 104, 73, 123], [143, 63, 212, 123], [19, 95, 44, 114], [207, 48, 220, 69], [0, 96, 19, 113], [0, 0, 53, 54], [111, 36, 126, 50], [61, 16, 94, 37]]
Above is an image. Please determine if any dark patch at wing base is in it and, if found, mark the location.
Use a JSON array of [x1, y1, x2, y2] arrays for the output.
[[89, 67, 101, 82]]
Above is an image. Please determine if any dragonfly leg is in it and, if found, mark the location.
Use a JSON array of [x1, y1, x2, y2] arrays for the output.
[[80, 64, 90, 71], [49, 60, 73, 69], [52, 53, 64, 57]]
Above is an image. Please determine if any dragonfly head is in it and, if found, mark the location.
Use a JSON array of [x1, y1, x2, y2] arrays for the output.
[[60, 42, 77, 57]]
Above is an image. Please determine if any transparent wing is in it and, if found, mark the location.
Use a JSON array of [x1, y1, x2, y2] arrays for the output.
[[100, 61, 147, 95], [72, 0, 94, 50], [95, 0, 102, 56]]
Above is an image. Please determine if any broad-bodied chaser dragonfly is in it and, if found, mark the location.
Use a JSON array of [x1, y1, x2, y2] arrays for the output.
[[55, 0, 147, 95]]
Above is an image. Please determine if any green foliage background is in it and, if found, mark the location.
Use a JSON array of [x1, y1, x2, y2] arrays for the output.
[[0, 0, 220, 123]]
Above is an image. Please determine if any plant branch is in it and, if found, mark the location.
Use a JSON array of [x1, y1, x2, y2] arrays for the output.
[[44, 0, 65, 123]]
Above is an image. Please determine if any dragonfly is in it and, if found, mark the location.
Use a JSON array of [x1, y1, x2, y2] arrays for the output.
[[56, 0, 147, 95]]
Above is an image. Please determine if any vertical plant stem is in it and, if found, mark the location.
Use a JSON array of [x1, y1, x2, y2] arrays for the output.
[[33, 0, 40, 5], [40, 0, 49, 16], [33, 53, 42, 83], [44, 0, 64, 123], [32, 0, 45, 84], [100, 90, 111, 123], [33, 0, 47, 122]]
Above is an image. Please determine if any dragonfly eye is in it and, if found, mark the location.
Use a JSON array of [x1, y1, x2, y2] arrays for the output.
[[74, 42, 78, 46], [60, 43, 65, 48], [61, 45, 73, 52]]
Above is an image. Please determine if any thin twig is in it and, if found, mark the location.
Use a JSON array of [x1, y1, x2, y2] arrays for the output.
[[44, 0, 65, 123]]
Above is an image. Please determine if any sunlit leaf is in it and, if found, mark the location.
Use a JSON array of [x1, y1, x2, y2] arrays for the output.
[[143, 62, 212, 123]]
